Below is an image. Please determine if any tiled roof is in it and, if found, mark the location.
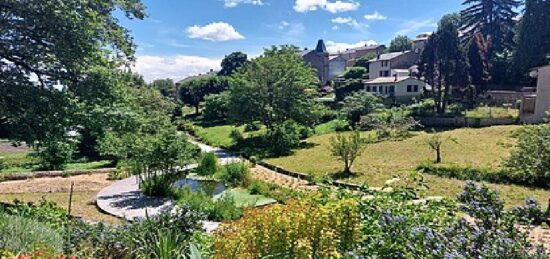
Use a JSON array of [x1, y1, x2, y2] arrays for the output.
[[372, 51, 411, 61], [364, 76, 417, 84]]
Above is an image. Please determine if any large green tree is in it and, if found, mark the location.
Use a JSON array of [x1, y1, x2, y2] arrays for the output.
[[218, 51, 248, 76], [388, 35, 413, 53], [179, 76, 229, 114], [418, 14, 470, 114], [150, 78, 177, 100], [227, 45, 319, 129], [513, 0, 550, 83]]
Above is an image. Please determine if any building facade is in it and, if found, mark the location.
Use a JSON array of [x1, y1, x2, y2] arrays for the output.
[[328, 55, 347, 81], [301, 40, 330, 85], [363, 76, 425, 103], [520, 64, 550, 123], [368, 51, 420, 80]]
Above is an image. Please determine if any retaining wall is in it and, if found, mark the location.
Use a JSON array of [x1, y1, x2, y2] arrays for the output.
[[0, 168, 115, 182], [416, 117, 517, 128]]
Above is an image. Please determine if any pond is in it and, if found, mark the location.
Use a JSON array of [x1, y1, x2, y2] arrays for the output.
[[172, 178, 226, 196]]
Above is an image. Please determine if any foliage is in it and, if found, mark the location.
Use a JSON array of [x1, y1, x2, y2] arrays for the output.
[[512, 197, 549, 226], [219, 51, 248, 76], [513, 0, 550, 83], [360, 108, 419, 140], [264, 120, 303, 156], [227, 45, 319, 130], [460, 0, 520, 56], [329, 131, 368, 176], [0, 156, 6, 171], [150, 79, 177, 100], [467, 32, 491, 95], [32, 139, 75, 170], [457, 181, 504, 227], [218, 162, 251, 187], [179, 76, 229, 114], [314, 119, 349, 135], [0, 200, 69, 231], [173, 187, 243, 221], [340, 91, 383, 126], [203, 92, 230, 122], [0, 214, 64, 256], [419, 14, 470, 114], [342, 67, 367, 79], [503, 124, 550, 188], [140, 173, 179, 197], [207, 194, 244, 221], [247, 180, 270, 195], [213, 193, 361, 258], [335, 79, 364, 101], [354, 53, 377, 69], [426, 130, 457, 163], [196, 152, 219, 176], [388, 35, 413, 52]]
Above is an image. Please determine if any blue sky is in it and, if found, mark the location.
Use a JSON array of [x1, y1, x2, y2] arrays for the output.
[[125, 0, 463, 81]]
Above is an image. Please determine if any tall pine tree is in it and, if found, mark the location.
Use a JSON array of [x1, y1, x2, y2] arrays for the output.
[[513, 0, 550, 83], [419, 14, 470, 114]]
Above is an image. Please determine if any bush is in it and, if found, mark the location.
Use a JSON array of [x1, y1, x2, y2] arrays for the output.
[[0, 200, 69, 231], [314, 119, 349, 135], [33, 139, 75, 170], [244, 122, 261, 132], [247, 180, 270, 195], [206, 194, 243, 221], [229, 128, 244, 145], [0, 214, 64, 256], [343, 67, 367, 80], [340, 91, 382, 126], [265, 120, 302, 156], [503, 124, 550, 188], [196, 152, 218, 176], [203, 92, 230, 122], [0, 157, 5, 171], [512, 197, 549, 226], [140, 173, 178, 197], [360, 108, 419, 140], [218, 162, 250, 187]]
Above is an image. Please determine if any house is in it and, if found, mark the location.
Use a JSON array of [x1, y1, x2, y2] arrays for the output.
[[337, 44, 386, 67], [368, 51, 420, 80], [363, 75, 425, 102], [412, 32, 432, 54], [328, 55, 346, 81], [520, 64, 550, 123], [301, 40, 330, 85]]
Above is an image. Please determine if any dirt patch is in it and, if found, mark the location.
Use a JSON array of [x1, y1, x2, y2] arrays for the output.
[[0, 173, 113, 194], [251, 165, 317, 191], [0, 141, 29, 154]]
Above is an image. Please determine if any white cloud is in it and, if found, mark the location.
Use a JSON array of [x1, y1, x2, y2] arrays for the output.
[[395, 19, 437, 36], [294, 0, 359, 13], [186, 22, 245, 41], [325, 40, 378, 53], [331, 16, 367, 30], [133, 55, 221, 82], [224, 0, 264, 7], [364, 11, 387, 20], [278, 20, 290, 30]]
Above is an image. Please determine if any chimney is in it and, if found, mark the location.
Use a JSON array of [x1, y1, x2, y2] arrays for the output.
[[394, 73, 398, 81]]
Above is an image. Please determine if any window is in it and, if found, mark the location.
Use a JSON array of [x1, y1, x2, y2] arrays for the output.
[[413, 85, 419, 92], [407, 85, 412, 92], [379, 86, 384, 93], [381, 60, 390, 67], [379, 70, 390, 77], [366, 86, 371, 92], [388, 85, 395, 93]]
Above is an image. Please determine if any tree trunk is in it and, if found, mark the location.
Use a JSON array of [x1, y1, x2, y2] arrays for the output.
[[195, 104, 199, 115], [435, 148, 441, 163]]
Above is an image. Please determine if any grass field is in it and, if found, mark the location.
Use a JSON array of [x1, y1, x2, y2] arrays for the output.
[[0, 192, 120, 224], [464, 106, 519, 119], [193, 123, 264, 148], [266, 125, 550, 207]]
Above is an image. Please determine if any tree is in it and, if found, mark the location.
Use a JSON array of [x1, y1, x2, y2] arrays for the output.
[[460, 0, 520, 56], [329, 131, 368, 176], [513, 0, 550, 83], [418, 14, 470, 114], [341, 91, 383, 126], [179, 76, 229, 114], [227, 45, 319, 130], [219, 51, 248, 76], [150, 79, 177, 100], [354, 53, 377, 69], [467, 32, 491, 94], [426, 131, 456, 163], [389, 35, 413, 52], [343, 67, 368, 79]]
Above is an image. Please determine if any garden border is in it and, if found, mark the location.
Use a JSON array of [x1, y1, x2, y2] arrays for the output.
[[0, 168, 115, 182], [416, 116, 518, 128]]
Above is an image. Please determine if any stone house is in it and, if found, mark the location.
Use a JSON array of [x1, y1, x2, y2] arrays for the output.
[[328, 55, 347, 81], [520, 64, 550, 123], [363, 75, 426, 103], [301, 40, 330, 85], [368, 51, 420, 80], [338, 44, 386, 67]]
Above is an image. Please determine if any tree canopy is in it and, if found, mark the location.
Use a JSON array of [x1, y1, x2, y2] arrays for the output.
[[179, 76, 229, 114], [227, 45, 319, 129], [219, 51, 248, 76], [388, 35, 413, 53]]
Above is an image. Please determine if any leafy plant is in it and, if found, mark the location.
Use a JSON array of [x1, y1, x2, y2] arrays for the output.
[[33, 139, 75, 170], [329, 131, 369, 177], [340, 91, 382, 126], [0, 157, 6, 171], [426, 130, 457, 163], [207, 194, 243, 221], [0, 200, 69, 231], [218, 162, 251, 187], [512, 197, 549, 226], [196, 152, 219, 176], [264, 120, 302, 156], [0, 214, 64, 256]]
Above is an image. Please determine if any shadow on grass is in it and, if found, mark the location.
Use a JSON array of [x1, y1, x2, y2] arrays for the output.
[[230, 135, 320, 160]]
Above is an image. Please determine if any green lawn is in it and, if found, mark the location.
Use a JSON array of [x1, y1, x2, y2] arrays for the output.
[[266, 125, 549, 208], [193, 123, 265, 148], [215, 188, 276, 207]]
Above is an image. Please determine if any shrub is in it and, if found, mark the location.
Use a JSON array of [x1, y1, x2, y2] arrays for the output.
[[329, 131, 369, 177], [206, 194, 243, 221], [203, 92, 230, 122], [229, 128, 244, 145], [343, 67, 367, 79], [512, 197, 548, 226], [265, 120, 302, 156], [140, 173, 179, 197], [360, 108, 419, 140], [0, 157, 5, 171], [0, 214, 64, 256], [314, 119, 349, 135], [247, 180, 270, 195], [340, 91, 382, 126], [196, 152, 218, 176], [213, 194, 361, 258], [244, 122, 261, 132], [218, 162, 250, 187], [0, 200, 69, 231], [33, 139, 75, 170], [503, 124, 550, 188]]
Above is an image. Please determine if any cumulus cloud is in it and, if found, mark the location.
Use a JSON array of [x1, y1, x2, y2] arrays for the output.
[[331, 16, 367, 30], [325, 40, 378, 53], [133, 55, 221, 82], [186, 22, 245, 41], [294, 0, 359, 13], [395, 19, 437, 36], [224, 0, 264, 7], [364, 11, 387, 20]]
